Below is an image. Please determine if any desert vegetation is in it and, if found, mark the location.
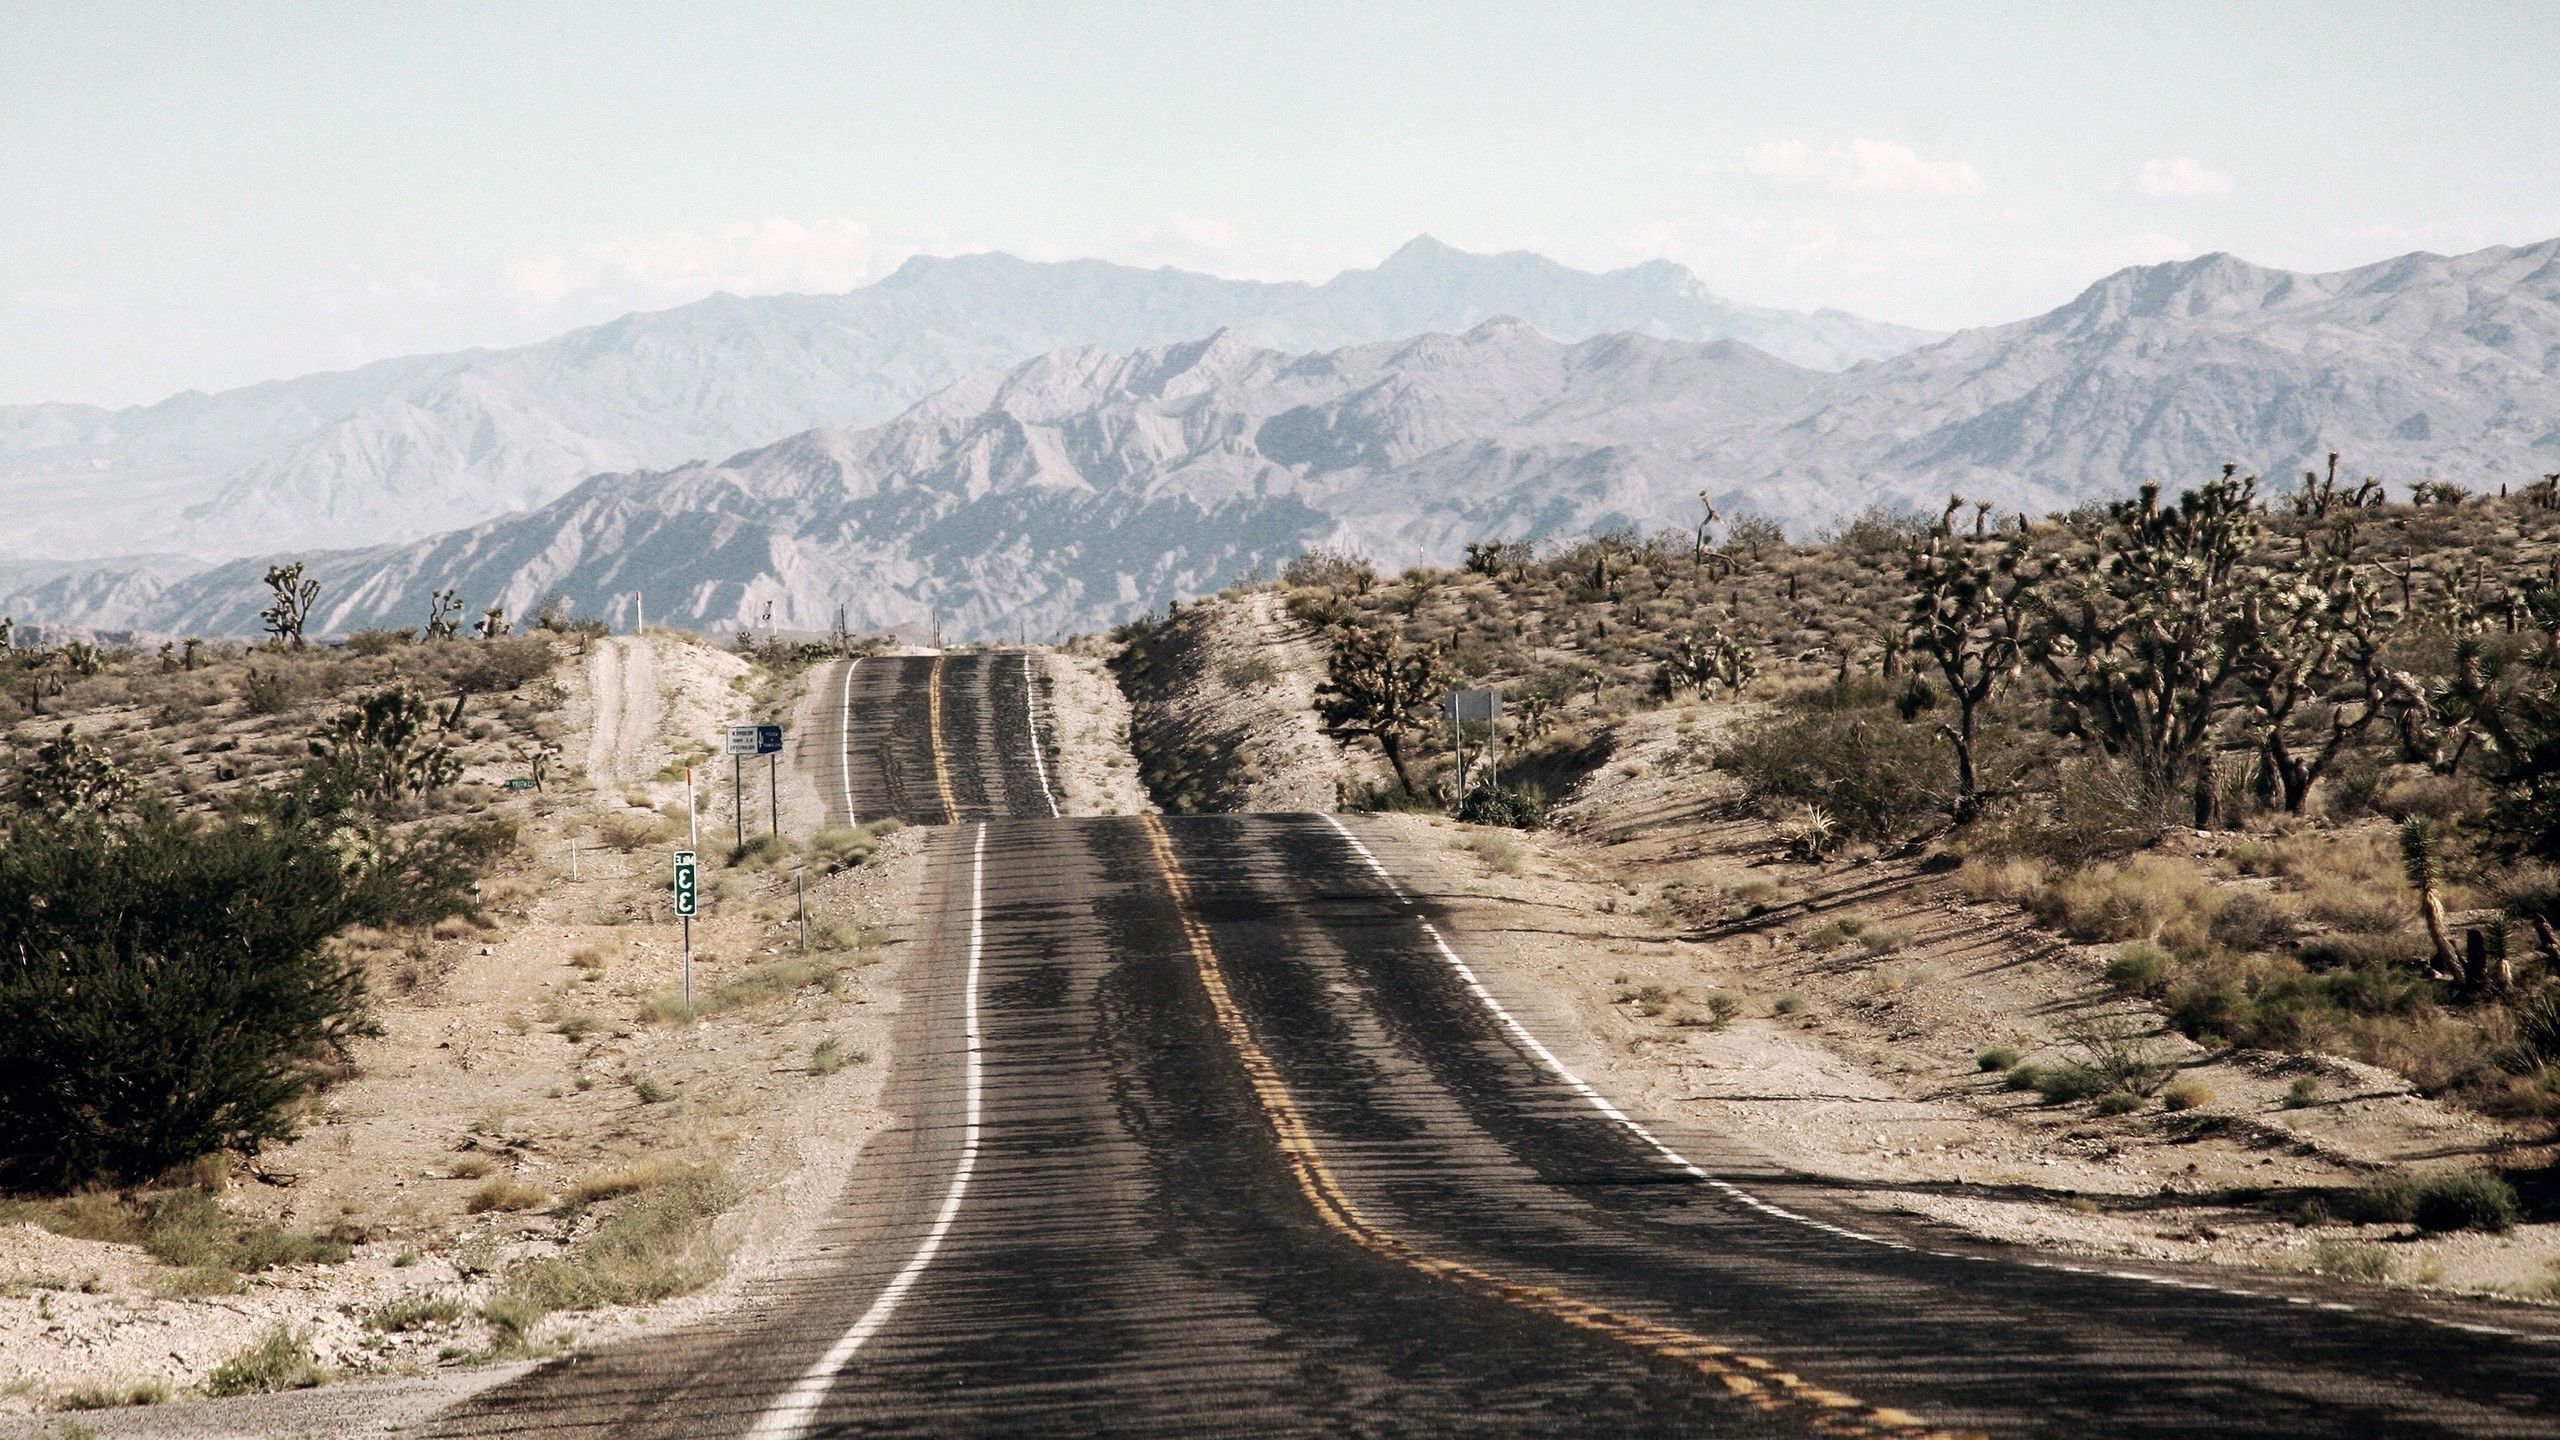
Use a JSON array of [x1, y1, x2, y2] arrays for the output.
[[1245, 464, 2560, 1150]]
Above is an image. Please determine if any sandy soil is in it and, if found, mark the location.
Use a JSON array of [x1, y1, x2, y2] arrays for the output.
[[1044, 646, 1152, 817], [0, 633, 926, 1421], [1117, 591, 1388, 812], [1350, 697, 2560, 1309]]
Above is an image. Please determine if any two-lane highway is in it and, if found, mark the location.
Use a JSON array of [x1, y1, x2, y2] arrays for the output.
[[806, 653, 1058, 827], [419, 659, 2560, 1439]]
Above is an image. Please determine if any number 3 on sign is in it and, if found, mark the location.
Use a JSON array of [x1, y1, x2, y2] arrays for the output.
[[672, 850, 698, 918]]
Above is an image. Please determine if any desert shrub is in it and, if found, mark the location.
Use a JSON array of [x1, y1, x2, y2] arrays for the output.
[[0, 800, 476, 1188], [2285, 1075, 2323, 1108], [809, 1035, 867, 1075], [1719, 687, 1953, 844], [368, 1294, 467, 1332], [203, 1326, 323, 1397], [342, 628, 412, 657], [2091, 1090, 2145, 1116], [2031, 855, 2214, 944], [1976, 1046, 2021, 1072], [2160, 1079, 2214, 1111], [2033, 756, 2181, 862], [2308, 1240, 2393, 1281], [237, 666, 304, 716], [2207, 892, 2293, 952], [2106, 942, 2174, 996], [2032, 1017, 2173, 1103], [1455, 784, 1547, 830], [498, 1164, 734, 1315], [452, 635, 558, 694], [2411, 1170, 2521, 1234], [466, 1177, 550, 1214], [2339, 1173, 2420, 1223]]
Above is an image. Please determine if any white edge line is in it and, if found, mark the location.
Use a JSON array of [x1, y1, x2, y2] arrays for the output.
[[1309, 814, 2560, 1342], [837, 656, 861, 827], [745, 823, 986, 1440], [1022, 651, 1060, 819]]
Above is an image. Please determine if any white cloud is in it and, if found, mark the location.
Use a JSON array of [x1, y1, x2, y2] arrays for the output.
[[2138, 157, 2233, 198], [1738, 138, 1984, 196], [509, 217, 905, 306], [1164, 213, 1240, 250]]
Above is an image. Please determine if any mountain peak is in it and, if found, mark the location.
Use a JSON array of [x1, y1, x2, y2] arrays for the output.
[[1378, 234, 1469, 269]]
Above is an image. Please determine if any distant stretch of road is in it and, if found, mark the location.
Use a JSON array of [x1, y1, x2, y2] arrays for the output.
[[800, 652, 1059, 828], [422, 653, 2560, 1439]]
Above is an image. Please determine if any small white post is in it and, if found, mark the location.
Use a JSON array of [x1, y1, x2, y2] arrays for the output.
[[687, 767, 698, 852]]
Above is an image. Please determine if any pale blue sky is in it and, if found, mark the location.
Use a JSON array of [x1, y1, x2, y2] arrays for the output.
[[6, 0, 2557, 406]]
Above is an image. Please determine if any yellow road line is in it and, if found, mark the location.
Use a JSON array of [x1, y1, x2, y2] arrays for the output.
[[1135, 814, 1971, 1440], [926, 656, 958, 825]]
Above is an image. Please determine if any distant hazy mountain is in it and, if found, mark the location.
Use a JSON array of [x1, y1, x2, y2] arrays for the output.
[[128, 323, 1823, 638], [23, 238, 2560, 642], [1724, 239, 2560, 519], [0, 237, 1937, 562]]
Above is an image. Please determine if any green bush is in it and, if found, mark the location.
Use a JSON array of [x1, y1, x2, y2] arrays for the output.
[[2106, 943, 2174, 997], [202, 1326, 322, 1397], [2411, 1170, 2521, 1234], [1455, 784, 1547, 830], [0, 802, 475, 1188], [1976, 1046, 2021, 1072], [1717, 687, 1954, 844]]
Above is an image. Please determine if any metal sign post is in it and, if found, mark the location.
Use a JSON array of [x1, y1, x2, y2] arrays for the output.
[[1441, 689, 1503, 806], [671, 849, 698, 1012], [759, 725, 784, 835], [726, 726, 759, 846]]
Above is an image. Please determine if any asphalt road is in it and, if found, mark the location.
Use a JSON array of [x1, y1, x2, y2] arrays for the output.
[[811, 653, 1058, 827], [417, 659, 2560, 1440]]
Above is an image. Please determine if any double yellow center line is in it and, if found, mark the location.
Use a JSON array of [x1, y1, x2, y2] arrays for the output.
[[926, 655, 959, 825], [1135, 814, 1965, 1440]]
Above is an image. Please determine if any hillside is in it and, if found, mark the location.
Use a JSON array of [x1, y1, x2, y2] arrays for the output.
[[0, 238, 1934, 563]]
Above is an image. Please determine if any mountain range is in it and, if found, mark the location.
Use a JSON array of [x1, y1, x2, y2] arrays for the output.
[[0, 237, 1935, 562], [9, 237, 2560, 641]]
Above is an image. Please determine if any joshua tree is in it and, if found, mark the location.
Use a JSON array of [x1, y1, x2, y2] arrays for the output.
[[9, 724, 131, 816], [421, 588, 463, 642], [2027, 470, 2261, 825], [261, 562, 319, 649], [475, 604, 510, 640], [311, 684, 462, 800], [1906, 499, 2033, 820], [1315, 623, 1443, 794], [2230, 557, 2401, 813]]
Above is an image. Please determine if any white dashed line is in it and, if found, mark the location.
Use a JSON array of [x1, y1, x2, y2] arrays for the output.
[[746, 824, 988, 1440]]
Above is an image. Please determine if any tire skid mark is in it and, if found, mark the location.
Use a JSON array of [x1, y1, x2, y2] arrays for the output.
[[1135, 814, 1972, 1440]]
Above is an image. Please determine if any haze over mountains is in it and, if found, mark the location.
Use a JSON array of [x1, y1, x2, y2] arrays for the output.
[[0, 237, 1935, 562], [7, 236, 2559, 640]]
